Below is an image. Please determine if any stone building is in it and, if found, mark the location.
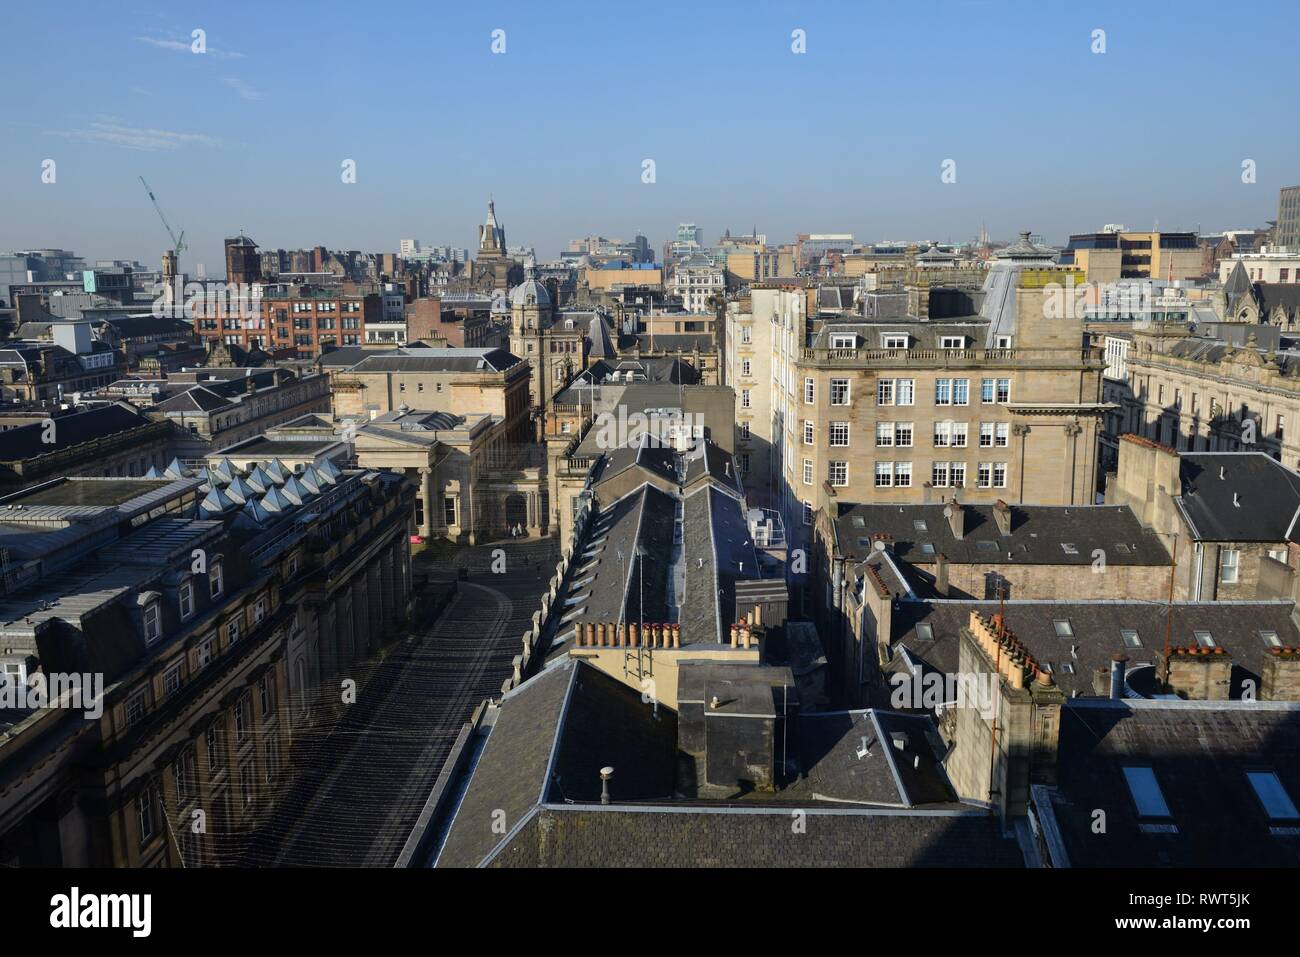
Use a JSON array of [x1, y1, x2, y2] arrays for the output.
[[0, 466, 414, 866], [147, 367, 332, 460], [325, 346, 532, 447], [0, 402, 172, 497], [1105, 434, 1300, 601], [506, 272, 589, 435], [1107, 321, 1300, 472], [468, 200, 523, 294], [729, 236, 1110, 589]]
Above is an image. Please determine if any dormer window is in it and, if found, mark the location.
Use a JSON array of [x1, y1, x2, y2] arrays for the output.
[[209, 562, 224, 600], [882, 334, 908, 350], [939, 336, 965, 350], [141, 597, 162, 645], [831, 334, 857, 349], [179, 580, 195, 621]]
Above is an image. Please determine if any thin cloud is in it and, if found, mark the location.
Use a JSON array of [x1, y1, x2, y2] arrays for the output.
[[43, 122, 221, 152], [222, 77, 263, 101], [135, 35, 246, 60]]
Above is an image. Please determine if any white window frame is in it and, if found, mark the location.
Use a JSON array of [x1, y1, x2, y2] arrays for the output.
[[1220, 548, 1240, 584], [143, 602, 162, 645]]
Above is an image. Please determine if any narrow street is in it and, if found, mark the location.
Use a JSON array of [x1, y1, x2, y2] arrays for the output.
[[232, 538, 558, 867]]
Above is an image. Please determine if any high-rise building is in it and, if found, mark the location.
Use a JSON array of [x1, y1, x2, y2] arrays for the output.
[[224, 234, 261, 284], [1277, 185, 1300, 250]]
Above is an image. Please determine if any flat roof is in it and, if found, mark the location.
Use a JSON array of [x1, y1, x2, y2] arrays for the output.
[[6, 478, 173, 508]]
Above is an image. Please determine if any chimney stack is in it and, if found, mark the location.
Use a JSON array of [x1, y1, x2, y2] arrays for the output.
[[1163, 646, 1232, 700], [944, 500, 965, 540], [1261, 647, 1300, 700], [992, 499, 1013, 536], [934, 552, 950, 597]]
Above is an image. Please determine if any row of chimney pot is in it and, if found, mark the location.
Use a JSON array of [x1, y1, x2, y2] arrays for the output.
[[967, 610, 1053, 691], [576, 621, 680, 648], [729, 622, 756, 648]]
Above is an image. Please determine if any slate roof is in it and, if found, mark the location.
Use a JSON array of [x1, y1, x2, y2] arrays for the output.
[[0, 402, 154, 462], [834, 502, 1171, 568], [591, 436, 678, 490], [347, 347, 521, 374], [492, 806, 1022, 867], [889, 599, 1300, 701], [432, 659, 1023, 868], [432, 660, 578, 869], [784, 710, 956, 807], [1175, 452, 1300, 542], [568, 483, 677, 627], [1043, 700, 1300, 867], [682, 440, 740, 495]]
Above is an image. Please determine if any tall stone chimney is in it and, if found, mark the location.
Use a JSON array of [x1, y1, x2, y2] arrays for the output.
[[1163, 646, 1232, 700], [992, 499, 1013, 536], [944, 500, 965, 540], [1261, 647, 1300, 701]]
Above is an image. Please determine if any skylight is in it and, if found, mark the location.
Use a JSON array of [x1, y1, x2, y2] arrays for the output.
[[1121, 629, 1142, 648], [1122, 766, 1172, 819], [1259, 630, 1282, 648], [913, 519, 928, 532], [915, 623, 934, 641], [1245, 770, 1300, 821], [1193, 629, 1216, 648], [1053, 619, 1074, 638]]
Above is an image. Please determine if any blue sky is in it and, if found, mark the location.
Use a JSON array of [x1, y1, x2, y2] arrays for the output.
[[1, 0, 1297, 273]]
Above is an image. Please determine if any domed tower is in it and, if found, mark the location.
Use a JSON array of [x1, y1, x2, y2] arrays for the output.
[[508, 271, 553, 413]]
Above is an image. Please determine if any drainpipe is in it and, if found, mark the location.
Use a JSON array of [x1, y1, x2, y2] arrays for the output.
[[1192, 542, 1204, 602]]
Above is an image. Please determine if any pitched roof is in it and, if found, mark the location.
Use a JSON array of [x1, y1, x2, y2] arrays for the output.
[[890, 598, 1300, 701], [347, 347, 521, 374], [834, 502, 1171, 569], [0, 403, 153, 462], [1043, 700, 1300, 867], [432, 660, 1022, 868], [1176, 452, 1300, 542]]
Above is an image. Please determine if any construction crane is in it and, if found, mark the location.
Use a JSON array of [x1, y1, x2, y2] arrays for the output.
[[138, 176, 187, 260]]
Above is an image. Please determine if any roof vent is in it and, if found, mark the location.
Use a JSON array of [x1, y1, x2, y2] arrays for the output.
[[1220, 466, 1226, 480], [599, 766, 614, 805], [1233, 492, 1241, 507], [891, 731, 907, 751]]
